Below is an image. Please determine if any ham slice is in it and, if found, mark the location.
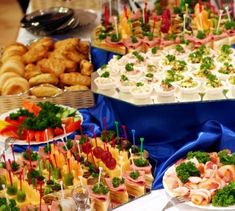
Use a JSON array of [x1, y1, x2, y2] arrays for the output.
[[211, 32, 228, 41], [124, 171, 145, 186], [216, 165, 235, 183], [190, 189, 212, 205], [142, 37, 161, 48], [87, 186, 109, 202], [198, 178, 221, 190], [51, 201, 60, 211], [192, 35, 213, 48], [188, 176, 202, 184], [105, 178, 127, 192], [226, 29, 235, 36], [105, 37, 123, 47], [123, 38, 142, 49], [160, 37, 180, 48], [173, 186, 189, 197], [131, 163, 152, 174]]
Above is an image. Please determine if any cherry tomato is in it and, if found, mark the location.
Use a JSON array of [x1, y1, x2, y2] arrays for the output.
[[93, 146, 104, 159]]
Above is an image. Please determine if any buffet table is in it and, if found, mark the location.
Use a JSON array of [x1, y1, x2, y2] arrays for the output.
[[12, 2, 235, 211]]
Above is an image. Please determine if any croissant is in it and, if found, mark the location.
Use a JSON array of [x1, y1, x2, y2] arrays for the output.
[[60, 72, 91, 87], [0, 59, 25, 76], [1, 77, 29, 95], [29, 73, 59, 87]]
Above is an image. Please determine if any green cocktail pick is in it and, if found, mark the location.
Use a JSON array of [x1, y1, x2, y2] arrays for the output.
[[115, 121, 120, 138], [140, 137, 144, 160]]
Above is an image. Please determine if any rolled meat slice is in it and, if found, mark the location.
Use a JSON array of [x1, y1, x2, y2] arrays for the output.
[[190, 189, 212, 205]]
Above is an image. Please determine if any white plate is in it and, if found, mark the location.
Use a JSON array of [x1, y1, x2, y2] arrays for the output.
[[163, 165, 235, 210], [0, 105, 83, 146]]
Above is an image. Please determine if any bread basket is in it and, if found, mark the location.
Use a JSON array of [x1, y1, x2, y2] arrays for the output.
[[0, 89, 94, 115]]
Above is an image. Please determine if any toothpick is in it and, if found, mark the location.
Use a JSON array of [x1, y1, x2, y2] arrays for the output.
[[2, 185, 9, 205], [77, 142, 81, 157], [199, 12, 203, 31], [113, 16, 118, 38], [61, 124, 69, 151], [78, 176, 83, 187], [119, 156, 123, 178], [216, 10, 223, 33], [131, 129, 136, 145], [60, 181, 64, 200], [117, 0, 121, 15], [225, 6, 231, 22], [183, 14, 186, 33], [98, 167, 103, 188], [129, 148, 136, 171]]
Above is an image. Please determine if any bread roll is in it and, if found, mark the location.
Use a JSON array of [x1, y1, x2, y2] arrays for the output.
[[22, 45, 48, 64], [37, 58, 66, 76], [24, 64, 42, 80], [64, 84, 89, 91], [30, 84, 62, 97], [2, 43, 27, 62], [1, 77, 29, 95], [80, 60, 93, 76], [60, 72, 91, 86], [0, 59, 25, 76], [29, 73, 59, 87], [29, 37, 54, 51], [0, 72, 20, 92]]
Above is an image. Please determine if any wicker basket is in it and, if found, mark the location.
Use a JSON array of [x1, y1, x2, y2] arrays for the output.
[[0, 90, 95, 115], [31, 0, 100, 12]]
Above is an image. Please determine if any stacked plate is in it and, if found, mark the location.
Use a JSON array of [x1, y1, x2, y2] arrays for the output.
[[21, 7, 97, 35]]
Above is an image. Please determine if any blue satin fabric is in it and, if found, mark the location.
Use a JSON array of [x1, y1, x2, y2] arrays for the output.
[[13, 47, 235, 191]]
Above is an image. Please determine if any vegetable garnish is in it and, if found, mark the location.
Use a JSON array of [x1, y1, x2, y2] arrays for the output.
[[151, 47, 158, 54], [196, 30, 206, 39], [112, 177, 124, 188], [218, 149, 235, 165], [212, 182, 235, 207], [132, 51, 144, 62], [129, 171, 140, 180], [100, 71, 110, 78], [120, 75, 128, 82], [92, 183, 109, 195], [176, 161, 200, 183], [23, 149, 38, 161], [134, 158, 149, 167], [125, 63, 134, 71], [187, 151, 210, 164]]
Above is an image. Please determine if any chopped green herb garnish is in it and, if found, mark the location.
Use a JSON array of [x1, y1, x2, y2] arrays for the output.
[[100, 71, 110, 78], [151, 47, 158, 54], [218, 149, 235, 165], [121, 75, 128, 81], [125, 63, 134, 71], [212, 182, 235, 207], [92, 183, 109, 195], [187, 151, 210, 164], [131, 35, 138, 43], [112, 177, 124, 188], [130, 171, 140, 180], [134, 158, 149, 167], [176, 161, 200, 183], [136, 82, 144, 87], [23, 150, 38, 161], [132, 51, 144, 62], [196, 30, 206, 39]]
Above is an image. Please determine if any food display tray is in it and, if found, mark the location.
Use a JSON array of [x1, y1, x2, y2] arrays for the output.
[[0, 90, 95, 115], [91, 72, 235, 106]]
